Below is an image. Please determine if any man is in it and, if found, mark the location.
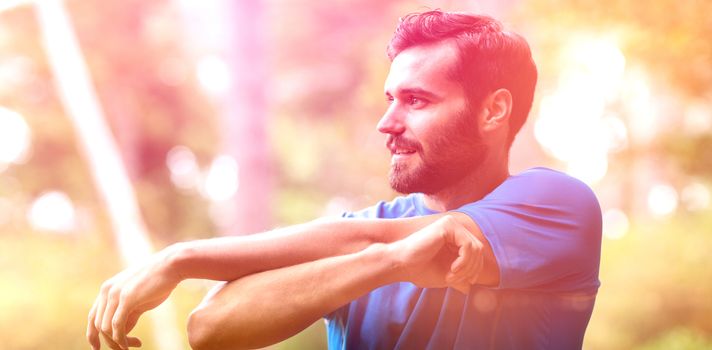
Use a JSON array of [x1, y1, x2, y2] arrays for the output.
[[87, 10, 601, 350]]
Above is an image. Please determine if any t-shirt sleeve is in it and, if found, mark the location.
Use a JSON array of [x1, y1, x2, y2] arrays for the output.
[[323, 204, 383, 324], [323, 197, 416, 323], [453, 168, 602, 293]]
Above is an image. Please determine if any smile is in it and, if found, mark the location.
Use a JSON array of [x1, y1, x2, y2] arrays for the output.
[[390, 150, 417, 165]]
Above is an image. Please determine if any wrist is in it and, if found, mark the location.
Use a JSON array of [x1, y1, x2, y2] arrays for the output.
[[356, 243, 402, 285], [161, 242, 191, 282], [376, 241, 410, 283]]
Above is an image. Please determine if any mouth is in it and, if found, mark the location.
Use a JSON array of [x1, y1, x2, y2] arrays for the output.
[[387, 137, 419, 154], [389, 148, 417, 165], [391, 149, 417, 156]]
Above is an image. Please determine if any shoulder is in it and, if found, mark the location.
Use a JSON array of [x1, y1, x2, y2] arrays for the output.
[[459, 167, 602, 236], [489, 167, 600, 211], [343, 193, 423, 219], [499, 167, 590, 194], [456, 168, 602, 291]]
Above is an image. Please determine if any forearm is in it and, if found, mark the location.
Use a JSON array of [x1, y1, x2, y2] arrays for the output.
[[187, 243, 400, 350], [169, 215, 440, 282], [187, 215, 497, 350], [86, 214, 497, 350]]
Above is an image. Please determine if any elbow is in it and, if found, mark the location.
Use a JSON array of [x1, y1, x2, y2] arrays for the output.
[[187, 307, 217, 350], [187, 304, 253, 350]]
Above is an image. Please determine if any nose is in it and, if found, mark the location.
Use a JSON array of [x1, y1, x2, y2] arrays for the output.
[[376, 104, 406, 135]]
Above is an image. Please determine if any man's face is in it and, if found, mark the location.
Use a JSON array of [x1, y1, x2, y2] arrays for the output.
[[378, 41, 487, 195]]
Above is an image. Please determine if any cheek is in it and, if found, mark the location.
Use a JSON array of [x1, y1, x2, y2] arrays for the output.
[[408, 100, 472, 150], [404, 114, 434, 141], [409, 121, 441, 152]]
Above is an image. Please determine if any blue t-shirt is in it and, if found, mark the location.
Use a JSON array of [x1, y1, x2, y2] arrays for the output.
[[325, 167, 602, 350]]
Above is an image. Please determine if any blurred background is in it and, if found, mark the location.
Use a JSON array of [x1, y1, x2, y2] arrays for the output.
[[1, 0, 711, 349]]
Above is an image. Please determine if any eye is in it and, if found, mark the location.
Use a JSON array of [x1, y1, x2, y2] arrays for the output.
[[407, 95, 427, 108], [386, 95, 394, 104]]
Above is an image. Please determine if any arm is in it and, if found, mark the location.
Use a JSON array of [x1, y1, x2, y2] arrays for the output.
[[187, 215, 484, 350], [172, 215, 436, 281], [87, 212, 498, 350], [175, 212, 497, 284], [188, 244, 399, 350]]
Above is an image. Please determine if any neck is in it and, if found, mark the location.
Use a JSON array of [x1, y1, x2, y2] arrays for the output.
[[422, 150, 510, 212]]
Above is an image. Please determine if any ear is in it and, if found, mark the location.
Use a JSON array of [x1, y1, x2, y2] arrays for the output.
[[480, 88, 512, 132]]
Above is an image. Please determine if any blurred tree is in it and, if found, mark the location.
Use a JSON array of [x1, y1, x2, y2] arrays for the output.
[[66, 0, 219, 242], [638, 327, 712, 350], [519, 2, 712, 349], [175, 0, 274, 235], [269, 0, 410, 222], [521, 0, 712, 179]]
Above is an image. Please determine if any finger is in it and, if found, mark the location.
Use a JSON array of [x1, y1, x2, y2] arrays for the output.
[[451, 240, 472, 273], [449, 223, 484, 285], [87, 298, 101, 350], [447, 238, 473, 286], [459, 241, 480, 282], [452, 238, 483, 286], [94, 284, 110, 335], [442, 219, 471, 254], [469, 249, 485, 284], [441, 217, 477, 286], [449, 263, 472, 286], [101, 288, 121, 344], [463, 238, 484, 284], [101, 331, 124, 350], [452, 281, 471, 295], [448, 266, 473, 287], [461, 238, 482, 281], [112, 296, 129, 349], [125, 311, 141, 334], [127, 337, 142, 348], [110, 311, 143, 349]]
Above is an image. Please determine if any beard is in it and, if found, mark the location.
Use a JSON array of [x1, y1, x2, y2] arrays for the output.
[[388, 108, 488, 195]]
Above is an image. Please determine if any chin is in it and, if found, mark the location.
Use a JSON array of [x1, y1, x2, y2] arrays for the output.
[[388, 167, 442, 195], [388, 169, 415, 194]]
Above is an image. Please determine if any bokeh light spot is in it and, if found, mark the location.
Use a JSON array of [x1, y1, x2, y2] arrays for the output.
[[647, 184, 678, 217], [472, 289, 497, 313], [602, 208, 629, 239], [166, 145, 199, 190], [196, 55, 231, 96], [534, 36, 629, 185], [27, 191, 76, 233], [0, 106, 32, 167], [600, 115, 628, 152], [202, 154, 239, 202], [566, 153, 608, 185]]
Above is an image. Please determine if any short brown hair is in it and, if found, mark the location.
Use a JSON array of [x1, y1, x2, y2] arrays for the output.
[[387, 10, 538, 147]]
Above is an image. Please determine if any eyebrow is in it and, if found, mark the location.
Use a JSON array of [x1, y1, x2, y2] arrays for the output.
[[386, 87, 442, 100]]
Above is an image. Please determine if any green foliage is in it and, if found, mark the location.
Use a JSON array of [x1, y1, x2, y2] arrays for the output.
[[637, 327, 712, 350], [521, 0, 712, 99], [0, 231, 122, 349], [660, 133, 712, 178], [584, 210, 712, 349]]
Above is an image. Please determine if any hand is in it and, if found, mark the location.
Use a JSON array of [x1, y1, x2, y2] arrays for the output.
[[390, 215, 484, 294], [86, 245, 183, 350]]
